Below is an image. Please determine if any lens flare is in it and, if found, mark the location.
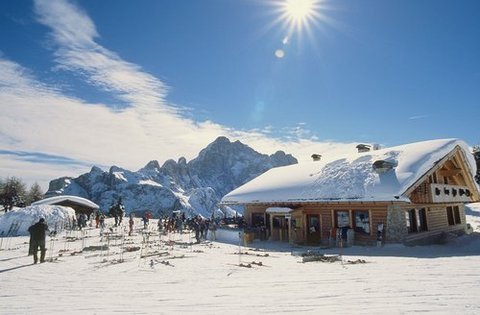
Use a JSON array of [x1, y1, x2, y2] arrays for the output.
[[275, 49, 285, 58]]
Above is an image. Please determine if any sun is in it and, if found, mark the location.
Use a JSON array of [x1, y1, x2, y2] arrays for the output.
[[280, 0, 319, 32], [284, 0, 315, 21]]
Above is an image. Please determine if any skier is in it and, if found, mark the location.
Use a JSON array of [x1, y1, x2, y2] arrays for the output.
[[193, 216, 201, 243], [157, 218, 164, 233], [95, 212, 100, 228], [109, 205, 118, 226], [28, 218, 49, 264], [99, 213, 106, 235], [209, 220, 217, 241], [141, 213, 148, 229], [129, 215, 134, 236]]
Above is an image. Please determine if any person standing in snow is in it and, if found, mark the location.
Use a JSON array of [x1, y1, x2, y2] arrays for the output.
[[193, 216, 201, 243], [142, 213, 150, 229], [99, 213, 106, 228], [157, 218, 164, 233], [99, 213, 106, 235], [95, 212, 100, 228], [28, 218, 49, 264], [129, 215, 134, 236], [209, 220, 217, 241]]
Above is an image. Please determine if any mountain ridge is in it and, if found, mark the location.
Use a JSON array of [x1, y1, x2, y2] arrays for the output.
[[45, 136, 297, 217]]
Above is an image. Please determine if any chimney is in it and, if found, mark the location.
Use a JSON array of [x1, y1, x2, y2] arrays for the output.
[[372, 160, 397, 174], [356, 144, 371, 153], [311, 154, 322, 162]]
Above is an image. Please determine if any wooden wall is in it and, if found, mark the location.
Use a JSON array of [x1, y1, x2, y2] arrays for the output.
[[301, 203, 389, 245], [409, 180, 432, 204], [404, 204, 466, 244], [244, 202, 467, 246], [246, 203, 391, 245]]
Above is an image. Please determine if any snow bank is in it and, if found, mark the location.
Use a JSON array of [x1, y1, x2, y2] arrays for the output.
[[0, 205, 76, 236], [465, 202, 480, 232]]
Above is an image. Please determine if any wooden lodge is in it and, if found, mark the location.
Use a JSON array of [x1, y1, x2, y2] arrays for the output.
[[221, 139, 479, 246]]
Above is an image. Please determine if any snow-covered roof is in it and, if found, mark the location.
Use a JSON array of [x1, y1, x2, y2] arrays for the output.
[[32, 195, 99, 209], [222, 139, 477, 205]]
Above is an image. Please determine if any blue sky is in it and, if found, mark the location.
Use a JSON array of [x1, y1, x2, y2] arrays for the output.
[[0, 0, 479, 189]]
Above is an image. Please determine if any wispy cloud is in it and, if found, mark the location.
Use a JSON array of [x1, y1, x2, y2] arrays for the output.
[[0, 150, 94, 167], [34, 0, 170, 113], [0, 0, 358, 189], [408, 115, 429, 120]]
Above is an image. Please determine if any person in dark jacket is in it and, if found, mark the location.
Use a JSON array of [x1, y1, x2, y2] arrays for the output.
[[28, 218, 49, 264]]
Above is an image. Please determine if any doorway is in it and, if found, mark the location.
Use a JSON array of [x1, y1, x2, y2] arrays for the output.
[[307, 214, 321, 244]]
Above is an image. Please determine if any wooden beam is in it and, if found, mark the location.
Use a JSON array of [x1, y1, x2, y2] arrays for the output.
[[437, 168, 462, 177]]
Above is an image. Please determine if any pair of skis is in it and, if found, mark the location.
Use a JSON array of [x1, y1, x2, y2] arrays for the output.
[[0, 221, 22, 250]]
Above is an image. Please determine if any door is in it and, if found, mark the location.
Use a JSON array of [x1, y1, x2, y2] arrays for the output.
[[307, 215, 321, 243]]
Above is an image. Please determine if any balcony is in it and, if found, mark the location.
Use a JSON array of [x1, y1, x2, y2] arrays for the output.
[[430, 183, 472, 203]]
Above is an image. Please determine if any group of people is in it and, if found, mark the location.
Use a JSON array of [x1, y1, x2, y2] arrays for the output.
[[150, 212, 218, 243], [27, 206, 224, 264], [158, 212, 186, 234]]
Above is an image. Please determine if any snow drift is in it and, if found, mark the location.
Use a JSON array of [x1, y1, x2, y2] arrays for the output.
[[0, 205, 76, 236]]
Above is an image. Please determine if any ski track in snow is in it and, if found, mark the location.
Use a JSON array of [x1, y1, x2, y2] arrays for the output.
[[1, 217, 480, 314]]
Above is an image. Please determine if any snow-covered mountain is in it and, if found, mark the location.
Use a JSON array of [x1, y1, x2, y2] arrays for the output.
[[45, 136, 297, 217]]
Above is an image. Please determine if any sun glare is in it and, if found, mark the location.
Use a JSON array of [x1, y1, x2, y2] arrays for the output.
[[284, 0, 314, 21], [281, 0, 319, 32], [268, 0, 331, 58]]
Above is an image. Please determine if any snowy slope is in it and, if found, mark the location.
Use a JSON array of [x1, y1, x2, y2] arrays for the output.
[[1, 213, 480, 314]]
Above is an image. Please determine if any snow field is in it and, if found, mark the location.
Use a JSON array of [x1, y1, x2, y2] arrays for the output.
[[1, 203, 480, 314]]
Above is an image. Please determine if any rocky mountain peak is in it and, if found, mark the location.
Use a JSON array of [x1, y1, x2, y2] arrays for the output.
[[45, 137, 298, 217], [144, 160, 161, 170]]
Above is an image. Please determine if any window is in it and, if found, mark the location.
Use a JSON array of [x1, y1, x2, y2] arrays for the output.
[[446, 207, 455, 226], [272, 217, 281, 228], [335, 211, 350, 228], [406, 209, 417, 233], [353, 210, 370, 234], [251, 213, 265, 227], [406, 208, 428, 233], [417, 208, 428, 232], [453, 206, 461, 224], [272, 216, 287, 229]]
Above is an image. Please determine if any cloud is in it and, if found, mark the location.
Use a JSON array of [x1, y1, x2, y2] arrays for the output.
[[0, 0, 358, 190], [0, 150, 92, 167], [408, 115, 429, 120], [34, 0, 170, 113]]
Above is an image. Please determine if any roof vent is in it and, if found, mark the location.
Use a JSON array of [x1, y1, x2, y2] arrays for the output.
[[311, 154, 322, 162], [372, 160, 397, 174], [356, 144, 371, 153]]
